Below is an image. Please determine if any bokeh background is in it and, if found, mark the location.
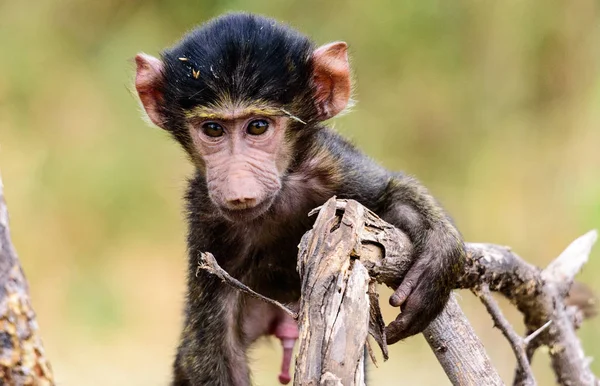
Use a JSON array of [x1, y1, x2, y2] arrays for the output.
[[1, 0, 599, 385]]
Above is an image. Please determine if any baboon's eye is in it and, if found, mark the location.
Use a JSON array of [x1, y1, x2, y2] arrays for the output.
[[202, 122, 224, 137], [247, 119, 269, 136]]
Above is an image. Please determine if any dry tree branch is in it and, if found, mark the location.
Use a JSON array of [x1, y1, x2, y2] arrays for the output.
[[473, 284, 535, 386], [196, 197, 598, 386], [422, 295, 504, 386], [197, 251, 296, 319], [523, 321, 552, 347], [0, 175, 54, 385], [461, 232, 599, 386]]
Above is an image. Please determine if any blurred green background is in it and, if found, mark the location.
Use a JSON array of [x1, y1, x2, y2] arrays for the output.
[[1, 0, 599, 385]]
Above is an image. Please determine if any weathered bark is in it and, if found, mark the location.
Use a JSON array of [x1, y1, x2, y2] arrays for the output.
[[294, 198, 503, 386], [198, 197, 598, 386], [0, 176, 54, 385], [460, 234, 599, 386], [293, 199, 373, 386], [423, 295, 504, 386], [472, 285, 535, 386], [294, 199, 598, 385]]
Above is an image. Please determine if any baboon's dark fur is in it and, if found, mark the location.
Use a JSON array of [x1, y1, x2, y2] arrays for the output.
[[141, 13, 465, 386]]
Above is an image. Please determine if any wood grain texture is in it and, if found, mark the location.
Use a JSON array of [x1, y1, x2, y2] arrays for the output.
[[0, 176, 54, 385]]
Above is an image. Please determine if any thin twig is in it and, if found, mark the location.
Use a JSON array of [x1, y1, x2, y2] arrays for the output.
[[195, 198, 599, 385], [524, 321, 552, 346], [196, 252, 296, 318], [474, 284, 536, 386], [462, 234, 599, 386]]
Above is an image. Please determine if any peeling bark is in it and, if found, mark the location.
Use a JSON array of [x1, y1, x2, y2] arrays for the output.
[[0, 177, 54, 385], [198, 197, 598, 386]]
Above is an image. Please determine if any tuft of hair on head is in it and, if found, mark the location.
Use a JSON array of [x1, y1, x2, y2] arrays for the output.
[[159, 13, 317, 116], [133, 12, 355, 141]]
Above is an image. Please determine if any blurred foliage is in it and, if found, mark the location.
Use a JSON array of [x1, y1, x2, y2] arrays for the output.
[[1, 0, 599, 385]]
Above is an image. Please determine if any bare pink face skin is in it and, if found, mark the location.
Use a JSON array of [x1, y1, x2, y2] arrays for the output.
[[134, 42, 351, 223], [188, 112, 293, 221]]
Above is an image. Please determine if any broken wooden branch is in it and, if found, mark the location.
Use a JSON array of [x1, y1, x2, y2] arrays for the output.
[[297, 198, 503, 386], [197, 251, 296, 319], [0, 175, 54, 385], [461, 233, 599, 386], [197, 197, 598, 386], [473, 285, 535, 386], [423, 295, 504, 386]]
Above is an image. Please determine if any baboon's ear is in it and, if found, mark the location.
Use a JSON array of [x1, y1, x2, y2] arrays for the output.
[[135, 53, 167, 129], [311, 42, 351, 120]]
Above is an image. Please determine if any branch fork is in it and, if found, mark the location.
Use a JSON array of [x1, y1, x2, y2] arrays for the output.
[[196, 197, 598, 386]]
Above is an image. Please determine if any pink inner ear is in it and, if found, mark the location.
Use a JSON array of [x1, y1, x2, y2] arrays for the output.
[[312, 41, 351, 120], [135, 53, 166, 128]]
